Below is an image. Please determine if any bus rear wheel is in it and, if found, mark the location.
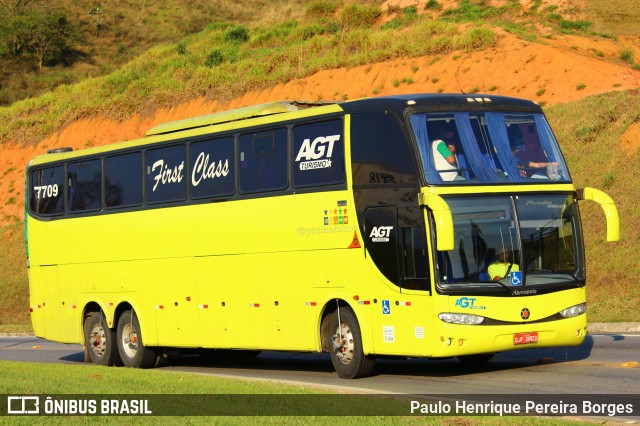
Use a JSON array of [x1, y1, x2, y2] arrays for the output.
[[328, 307, 375, 379], [116, 310, 157, 368], [84, 312, 122, 366]]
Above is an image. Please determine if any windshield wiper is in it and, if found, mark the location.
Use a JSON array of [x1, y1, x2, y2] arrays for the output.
[[526, 268, 555, 274], [491, 279, 513, 293]]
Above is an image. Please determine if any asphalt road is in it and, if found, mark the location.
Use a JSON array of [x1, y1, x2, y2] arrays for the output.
[[1, 333, 638, 421]]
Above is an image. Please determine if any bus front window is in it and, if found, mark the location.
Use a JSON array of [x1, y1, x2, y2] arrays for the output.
[[409, 112, 571, 185], [434, 194, 584, 291], [516, 194, 585, 285]]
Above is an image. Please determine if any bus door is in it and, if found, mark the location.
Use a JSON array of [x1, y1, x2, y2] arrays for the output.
[[365, 206, 432, 356]]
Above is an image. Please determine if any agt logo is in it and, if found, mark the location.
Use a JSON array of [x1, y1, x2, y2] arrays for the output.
[[369, 226, 393, 242], [295, 135, 340, 170], [454, 297, 487, 310]]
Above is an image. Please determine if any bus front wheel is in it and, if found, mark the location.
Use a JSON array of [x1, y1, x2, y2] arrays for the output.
[[116, 310, 157, 368], [84, 312, 122, 366], [328, 307, 375, 379]]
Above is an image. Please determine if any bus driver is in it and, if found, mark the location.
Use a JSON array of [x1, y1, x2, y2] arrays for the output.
[[488, 249, 520, 281]]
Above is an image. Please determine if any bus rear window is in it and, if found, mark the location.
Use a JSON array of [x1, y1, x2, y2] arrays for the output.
[[30, 166, 65, 216]]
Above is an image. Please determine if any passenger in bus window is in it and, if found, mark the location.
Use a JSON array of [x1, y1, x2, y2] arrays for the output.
[[488, 249, 519, 281], [512, 144, 558, 179], [432, 130, 466, 182], [509, 125, 558, 180]]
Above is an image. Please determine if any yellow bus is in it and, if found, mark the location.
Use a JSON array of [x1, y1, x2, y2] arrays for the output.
[[25, 94, 619, 378]]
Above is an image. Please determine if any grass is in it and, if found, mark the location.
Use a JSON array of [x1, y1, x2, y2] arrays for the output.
[[0, 361, 591, 424], [583, 0, 640, 36]]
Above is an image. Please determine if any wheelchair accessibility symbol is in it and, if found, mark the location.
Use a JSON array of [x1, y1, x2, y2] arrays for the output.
[[382, 300, 391, 315], [510, 271, 523, 287]]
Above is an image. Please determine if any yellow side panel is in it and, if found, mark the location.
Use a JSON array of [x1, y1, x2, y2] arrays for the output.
[[196, 255, 250, 348], [149, 258, 200, 347], [42, 266, 62, 342], [28, 267, 47, 338]]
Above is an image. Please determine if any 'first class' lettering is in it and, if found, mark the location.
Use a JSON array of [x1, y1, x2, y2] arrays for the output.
[[152, 159, 184, 191]]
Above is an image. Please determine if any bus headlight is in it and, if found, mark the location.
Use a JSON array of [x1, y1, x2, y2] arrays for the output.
[[438, 313, 485, 325], [559, 303, 586, 318]]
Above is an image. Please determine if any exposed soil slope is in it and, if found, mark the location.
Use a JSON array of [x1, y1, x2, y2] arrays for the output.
[[1, 29, 639, 229]]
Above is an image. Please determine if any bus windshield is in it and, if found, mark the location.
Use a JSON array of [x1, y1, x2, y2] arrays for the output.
[[435, 194, 584, 291], [409, 112, 571, 184]]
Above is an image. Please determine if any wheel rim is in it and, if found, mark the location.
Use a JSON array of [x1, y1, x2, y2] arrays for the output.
[[121, 322, 139, 359], [90, 323, 107, 357], [332, 322, 355, 365]]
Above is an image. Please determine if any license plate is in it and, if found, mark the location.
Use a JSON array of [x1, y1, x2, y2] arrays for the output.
[[514, 332, 538, 345]]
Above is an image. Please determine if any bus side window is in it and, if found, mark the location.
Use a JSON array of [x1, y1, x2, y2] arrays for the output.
[[293, 119, 345, 188], [350, 112, 418, 185], [239, 128, 287, 194], [189, 137, 235, 199], [68, 159, 102, 213], [145, 145, 187, 204], [105, 152, 143, 208]]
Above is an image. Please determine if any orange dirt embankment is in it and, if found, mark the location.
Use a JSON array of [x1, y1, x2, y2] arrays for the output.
[[1, 31, 639, 230]]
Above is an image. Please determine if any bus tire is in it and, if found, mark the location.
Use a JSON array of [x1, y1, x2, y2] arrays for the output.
[[116, 310, 157, 368], [328, 307, 375, 379], [84, 312, 122, 366]]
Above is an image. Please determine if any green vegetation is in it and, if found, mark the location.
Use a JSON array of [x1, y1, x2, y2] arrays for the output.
[[424, 0, 443, 12], [383, 6, 419, 30], [583, 0, 640, 36], [441, 0, 519, 23], [305, 0, 340, 19], [620, 49, 635, 64]]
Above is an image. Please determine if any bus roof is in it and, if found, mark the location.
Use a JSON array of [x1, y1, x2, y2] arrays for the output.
[[339, 93, 543, 115], [29, 94, 544, 166], [145, 100, 337, 136]]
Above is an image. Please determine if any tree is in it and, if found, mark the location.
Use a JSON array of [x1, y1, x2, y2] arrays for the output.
[[0, 1, 82, 71]]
